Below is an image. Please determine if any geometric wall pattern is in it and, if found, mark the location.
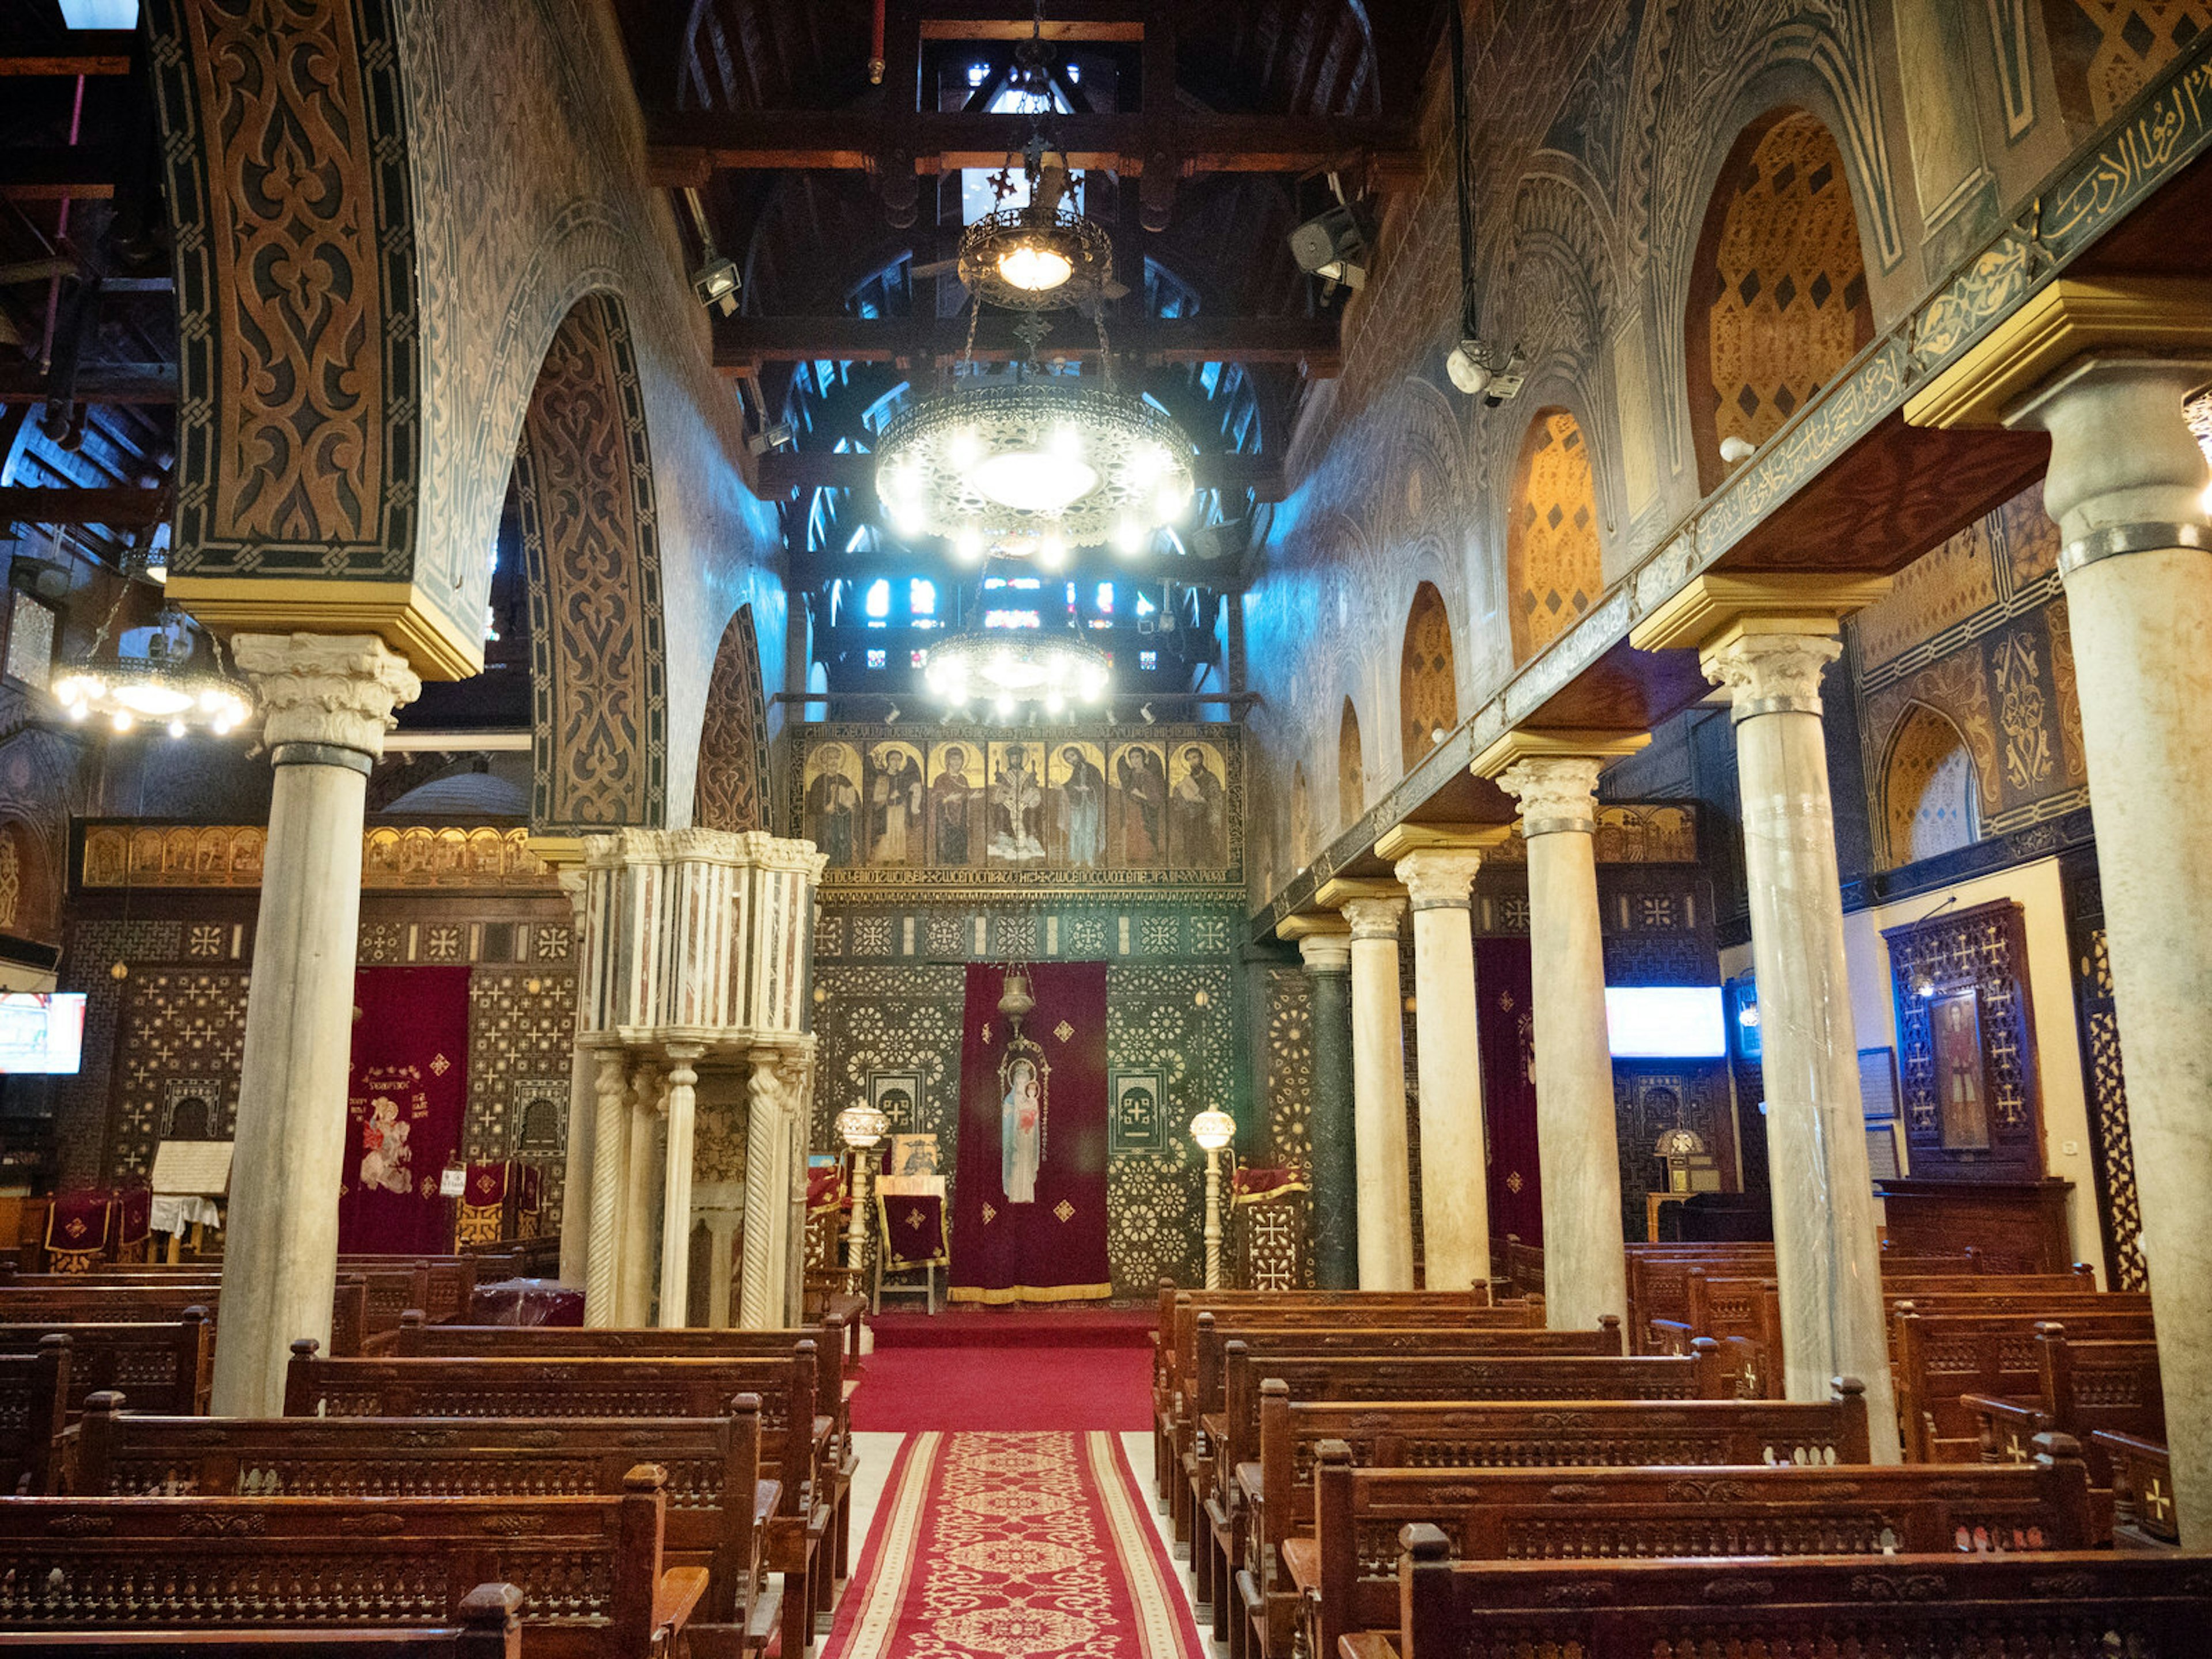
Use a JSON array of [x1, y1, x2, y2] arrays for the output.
[[1883, 703, 1983, 866], [1262, 967, 1313, 1173], [2044, 0, 2212, 125], [464, 969, 579, 1230], [1398, 582, 1457, 768], [1692, 109, 1872, 491], [1506, 409, 1602, 664], [2076, 924, 2147, 1290]]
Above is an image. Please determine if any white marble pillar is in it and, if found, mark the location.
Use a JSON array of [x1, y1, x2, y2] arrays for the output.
[[2009, 358, 2212, 1536], [1702, 630, 1899, 1457], [658, 1043, 707, 1328], [620, 1060, 664, 1327], [583, 1046, 630, 1327], [1384, 836, 1498, 1292], [210, 635, 418, 1417], [553, 868, 596, 1288], [1490, 756, 1628, 1332], [1325, 885, 1414, 1289]]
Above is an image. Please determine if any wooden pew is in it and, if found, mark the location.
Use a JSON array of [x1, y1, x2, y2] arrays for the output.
[[70, 1390, 779, 1650], [2098, 1429, 2180, 1547], [1383, 1525, 2211, 1659], [1305, 1433, 2098, 1659], [1893, 1304, 2157, 1463], [0, 1581, 525, 1658], [366, 1312, 861, 1589], [1198, 1342, 1720, 1647], [0, 1466, 703, 1655], [1234, 1382, 1873, 1659], [283, 1342, 832, 1657], [0, 1312, 213, 1418], [0, 1333, 70, 1494], [0, 1275, 371, 1357], [1622, 1245, 2003, 1351], [1968, 1321, 2164, 1485]]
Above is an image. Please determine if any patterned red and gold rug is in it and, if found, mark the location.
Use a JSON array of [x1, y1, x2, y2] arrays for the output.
[[824, 1431, 1198, 1659]]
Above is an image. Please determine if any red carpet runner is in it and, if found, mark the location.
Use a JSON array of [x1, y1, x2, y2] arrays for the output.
[[824, 1431, 1196, 1659]]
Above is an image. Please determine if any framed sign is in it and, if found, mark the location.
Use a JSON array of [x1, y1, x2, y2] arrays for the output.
[[1865, 1122, 1903, 1184], [887, 1132, 941, 1177], [1857, 1047, 1899, 1122], [1110, 1069, 1164, 1152], [869, 1070, 922, 1131]]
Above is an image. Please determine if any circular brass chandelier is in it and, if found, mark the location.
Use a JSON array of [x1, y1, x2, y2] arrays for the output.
[[922, 627, 1111, 715], [54, 573, 252, 739], [958, 188, 1114, 311]]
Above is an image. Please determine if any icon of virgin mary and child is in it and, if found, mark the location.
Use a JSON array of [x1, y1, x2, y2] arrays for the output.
[[1001, 1054, 1046, 1205]]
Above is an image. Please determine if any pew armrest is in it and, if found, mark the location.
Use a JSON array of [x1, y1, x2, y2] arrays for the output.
[[1234, 1461, 1263, 1506], [654, 1565, 711, 1638], [1339, 1633, 1398, 1659], [755, 1479, 784, 1529], [1281, 1535, 1320, 1596]]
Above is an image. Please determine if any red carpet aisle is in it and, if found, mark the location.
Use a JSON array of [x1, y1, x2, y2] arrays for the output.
[[824, 1431, 1197, 1659], [847, 1346, 1153, 1431]]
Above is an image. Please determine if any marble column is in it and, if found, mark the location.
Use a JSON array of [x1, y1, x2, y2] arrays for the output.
[[551, 865, 596, 1289], [582, 1046, 630, 1328], [210, 635, 418, 1418], [1630, 578, 1897, 1460], [739, 1046, 796, 1328], [695, 1183, 744, 1328], [658, 1043, 708, 1328], [620, 1060, 664, 1327], [1381, 827, 1508, 1293], [1281, 918, 1356, 1288], [1321, 881, 1414, 1289], [1478, 737, 1639, 1333], [1907, 308, 2212, 1530]]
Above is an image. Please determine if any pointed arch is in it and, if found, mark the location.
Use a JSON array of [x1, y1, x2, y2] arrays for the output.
[[1685, 107, 1875, 495], [695, 604, 771, 833], [1337, 699, 1365, 829], [1506, 408, 1603, 665], [1399, 582, 1457, 769], [1883, 702, 1983, 867]]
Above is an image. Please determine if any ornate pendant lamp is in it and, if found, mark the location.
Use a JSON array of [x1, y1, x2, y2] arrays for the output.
[[874, 6, 1194, 566], [52, 558, 253, 738], [921, 621, 1110, 716]]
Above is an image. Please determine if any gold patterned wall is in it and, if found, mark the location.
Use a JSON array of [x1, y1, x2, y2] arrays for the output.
[[1690, 110, 1873, 491], [1336, 701, 1364, 828], [1506, 410, 1603, 664], [2044, 0, 2212, 126], [1397, 582, 1457, 769]]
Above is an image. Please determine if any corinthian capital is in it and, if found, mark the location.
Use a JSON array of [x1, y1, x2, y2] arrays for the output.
[[1702, 632, 1842, 721], [232, 632, 420, 758], [1338, 896, 1406, 941], [1392, 849, 1486, 910], [1493, 756, 1604, 838]]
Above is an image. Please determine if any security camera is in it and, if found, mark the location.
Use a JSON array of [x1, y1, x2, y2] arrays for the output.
[[691, 256, 741, 316], [1719, 435, 1755, 465], [1446, 339, 1493, 396]]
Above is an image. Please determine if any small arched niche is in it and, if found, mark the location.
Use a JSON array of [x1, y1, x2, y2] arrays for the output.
[[1883, 703, 1983, 866], [1337, 699, 1365, 829], [1399, 582, 1457, 768], [1506, 408, 1603, 665], [1290, 762, 1312, 870]]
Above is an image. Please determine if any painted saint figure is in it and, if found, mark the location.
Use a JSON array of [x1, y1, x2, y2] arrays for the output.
[[868, 745, 924, 865], [1002, 1058, 1041, 1204], [933, 745, 976, 865], [805, 743, 859, 866], [1936, 994, 1990, 1150], [1058, 745, 1107, 868], [991, 747, 1046, 864], [358, 1096, 413, 1195], [1116, 745, 1166, 863], [1171, 744, 1227, 867]]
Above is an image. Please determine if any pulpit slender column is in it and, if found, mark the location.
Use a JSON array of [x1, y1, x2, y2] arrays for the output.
[[1479, 736, 1642, 1333], [1322, 882, 1414, 1289], [583, 1047, 630, 1327], [620, 1060, 663, 1326], [1382, 827, 1509, 1293], [211, 635, 418, 1417], [1281, 919, 1355, 1287], [1631, 580, 1897, 1459], [658, 1043, 708, 1328]]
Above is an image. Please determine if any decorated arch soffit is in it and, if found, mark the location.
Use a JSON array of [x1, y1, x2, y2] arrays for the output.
[[144, 0, 486, 678], [695, 605, 772, 834], [513, 294, 671, 834]]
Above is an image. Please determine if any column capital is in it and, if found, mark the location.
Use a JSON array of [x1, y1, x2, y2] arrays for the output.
[[1335, 895, 1406, 941], [1627, 573, 1892, 657], [1490, 755, 1605, 838], [1702, 631, 1844, 722], [1391, 849, 1488, 910], [233, 632, 421, 762], [663, 1040, 709, 1071], [1296, 931, 1353, 974]]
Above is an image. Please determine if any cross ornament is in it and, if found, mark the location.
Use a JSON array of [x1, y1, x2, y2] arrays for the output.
[[2004, 1431, 2028, 1465], [2143, 1476, 2173, 1522]]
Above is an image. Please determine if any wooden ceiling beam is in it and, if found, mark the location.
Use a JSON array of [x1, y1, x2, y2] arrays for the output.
[[0, 35, 134, 76], [0, 363, 177, 406], [647, 109, 1415, 185], [714, 312, 1340, 373], [0, 145, 120, 201], [0, 485, 168, 529]]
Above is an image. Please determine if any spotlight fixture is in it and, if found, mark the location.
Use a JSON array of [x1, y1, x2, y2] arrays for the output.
[[691, 255, 741, 317], [1289, 201, 1371, 290], [748, 422, 795, 457]]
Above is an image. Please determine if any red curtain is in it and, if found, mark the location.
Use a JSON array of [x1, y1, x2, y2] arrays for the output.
[[339, 966, 472, 1254], [1475, 939, 1543, 1249], [949, 962, 1110, 1304]]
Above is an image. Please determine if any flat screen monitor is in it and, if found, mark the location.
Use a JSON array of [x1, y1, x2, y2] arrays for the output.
[[0, 993, 86, 1075], [1605, 985, 1726, 1059]]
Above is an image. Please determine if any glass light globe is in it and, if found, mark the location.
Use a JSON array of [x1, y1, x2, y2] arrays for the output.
[[971, 450, 1100, 513], [1190, 1109, 1236, 1152], [998, 241, 1074, 293]]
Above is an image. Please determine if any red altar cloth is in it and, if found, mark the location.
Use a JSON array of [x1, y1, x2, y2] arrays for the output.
[[948, 962, 1110, 1305], [339, 966, 472, 1254]]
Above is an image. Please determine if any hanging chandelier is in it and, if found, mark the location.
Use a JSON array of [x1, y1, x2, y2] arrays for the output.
[[875, 5, 1194, 566], [53, 570, 253, 738], [922, 624, 1110, 715]]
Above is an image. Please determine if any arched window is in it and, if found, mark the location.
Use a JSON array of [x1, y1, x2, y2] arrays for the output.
[[1399, 582, 1457, 768], [1506, 410, 1602, 664], [1884, 704, 1982, 866], [1687, 108, 1874, 494], [1337, 699, 1365, 828]]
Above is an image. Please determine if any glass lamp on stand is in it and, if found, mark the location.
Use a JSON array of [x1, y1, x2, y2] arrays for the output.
[[834, 1104, 891, 1275], [1189, 1109, 1237, 1290]]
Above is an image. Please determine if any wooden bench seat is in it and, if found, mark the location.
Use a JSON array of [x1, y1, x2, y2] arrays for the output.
[[1390, 1525, 2210, 1658], [1968, 1322, 2164, 1484], [67, 1391, 779, 1651], [1893, 1305, 2157, 1462], [0, 1581, 525, 1658], [2097, 1429, 2179, 1547], [1233, 1382, 1872, 1659], [0, 1313, 213, 1418], [0, 1276, 371, 1356], [1299, 1432, 2098, 1659], [0, 1334, 70, 1494], [0, 1468, 700, 1656], [282, 1343, 832, 1657]]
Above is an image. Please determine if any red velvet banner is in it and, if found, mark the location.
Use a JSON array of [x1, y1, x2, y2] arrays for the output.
[[949, 962, 1110, 1304], [1475, 939, 1543, 1250], [339, 966, 472, 1254]]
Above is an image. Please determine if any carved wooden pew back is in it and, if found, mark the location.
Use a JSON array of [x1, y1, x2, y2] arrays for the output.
[[0, 1334, 70, 1494], [1968, 1322, 2164, 1484], [0, 1313, 213, 1418]]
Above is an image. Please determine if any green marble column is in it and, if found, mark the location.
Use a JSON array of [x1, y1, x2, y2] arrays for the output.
[[1299, 931, 1357, 1288]]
